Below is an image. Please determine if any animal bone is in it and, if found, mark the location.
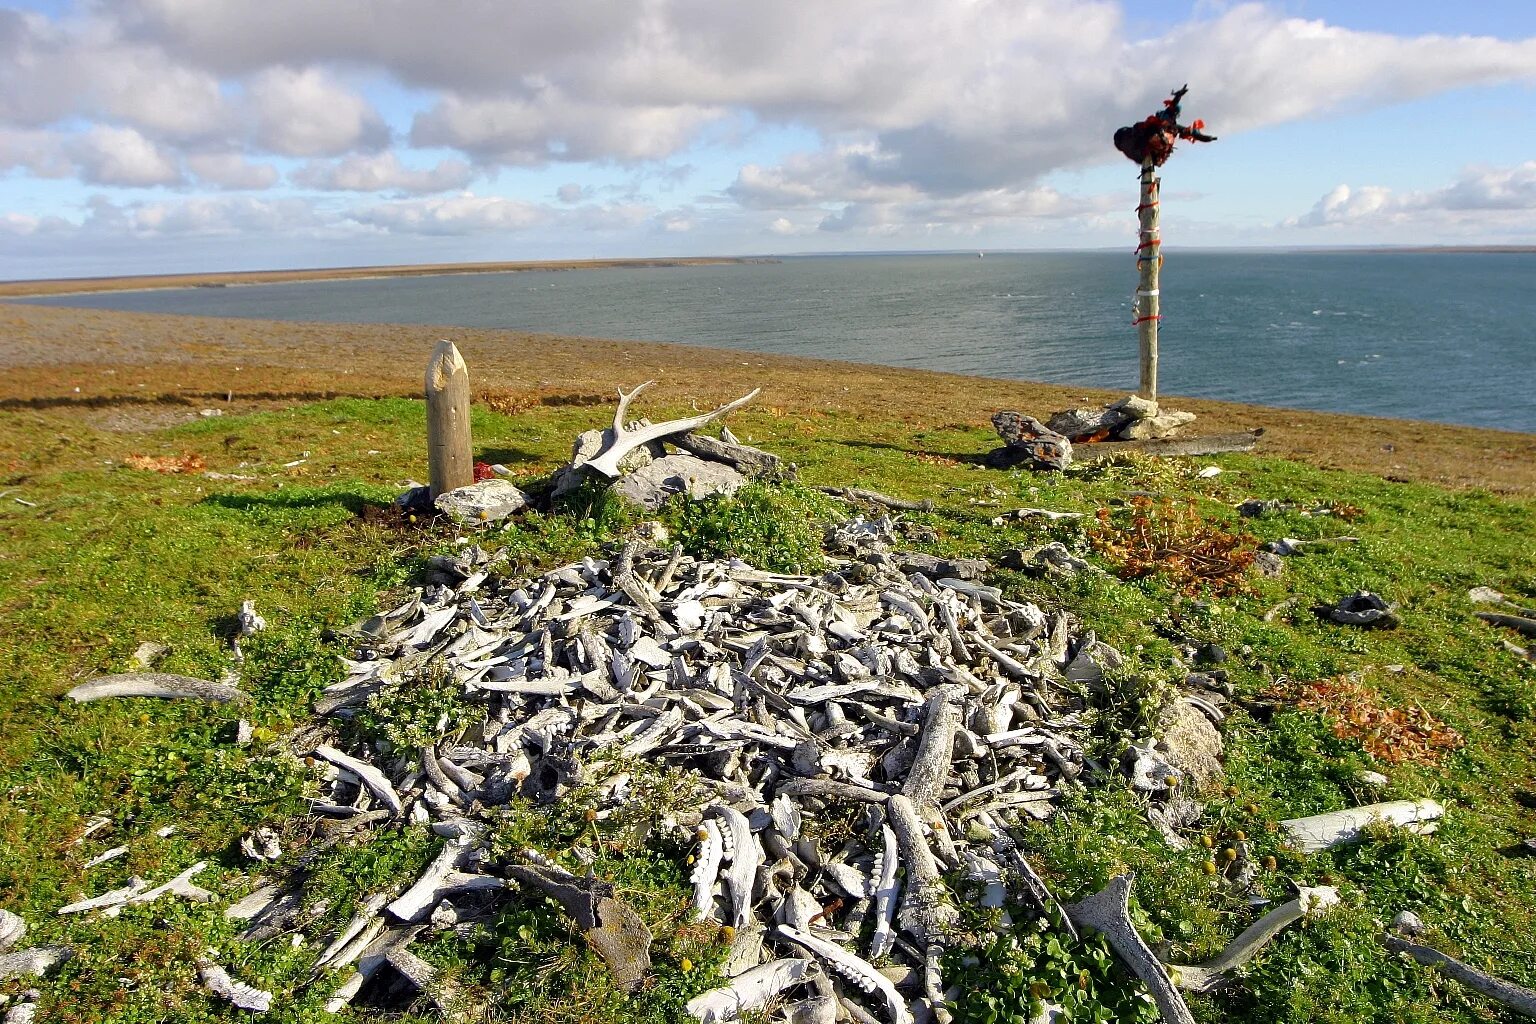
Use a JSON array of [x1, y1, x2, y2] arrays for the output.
[[1280, 799, 1444, 854], [869, 825, 901, 960], [316, 894, 390, 969], [1167, 886, 1339, 992], [710, 805, 760, 930], [886, 795, 957, 945], [582, 382, 761, 479], [778, 925, 911, 1024], [65, 673, 248, 703], [691, 819, 725, 921], [130, 861, 215, 908], [387, 839, 481, 922], [686, 957, 815, 1023], [1384, 933, 1536, 1017], [504, 861, 652, 992], [901, 689, 959, 809], [1067, 873, 1195, 1024], [311, 745, 404, 817], [199, 957, 273, 1013]]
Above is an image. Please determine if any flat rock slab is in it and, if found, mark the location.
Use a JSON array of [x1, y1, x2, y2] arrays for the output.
[[610, 454, 746, 510], [1118, 410, 1197, 440], [434, 479, 531, 525]]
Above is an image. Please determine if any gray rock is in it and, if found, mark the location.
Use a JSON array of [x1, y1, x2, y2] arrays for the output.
[[1045, 406, 1132, 439], [1108, 394, 1160, 421], [610, 455, 746, 511], [1159, 700, 1225, 793], [434, 479, 531, 525], [1252, 550, 1286, 578], [1328, 590, 1400, 629], [1117, 410, 1197, 440]]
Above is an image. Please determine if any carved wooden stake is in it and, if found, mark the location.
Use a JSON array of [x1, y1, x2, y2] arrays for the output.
[[1136, 159, 1161, 401], [425, 340, 472, 499]]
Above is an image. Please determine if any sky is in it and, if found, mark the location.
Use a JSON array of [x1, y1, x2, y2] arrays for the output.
[[2, 0, 1535, 278]]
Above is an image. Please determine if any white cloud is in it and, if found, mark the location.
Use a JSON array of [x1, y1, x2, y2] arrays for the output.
[[245, 66, 389, 157], [347, 192, 549, 234], [186, 151, 279, 189], [0, 125, 182, 186], [1290, 162, 1536, 233], [291, 152, 473, 194]]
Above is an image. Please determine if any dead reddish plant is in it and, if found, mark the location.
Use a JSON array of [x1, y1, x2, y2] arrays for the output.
[[124, 452, 206, 474], [1087, 495, 1256, 595], [1268, 673, 1465, 765]]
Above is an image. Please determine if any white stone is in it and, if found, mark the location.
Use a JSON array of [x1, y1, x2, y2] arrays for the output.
[[434, 479, 531, 525]]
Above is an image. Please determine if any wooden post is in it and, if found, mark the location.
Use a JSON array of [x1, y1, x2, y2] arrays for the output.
[[1136, 159, 1161, 401], [425, 339, 472, 499]]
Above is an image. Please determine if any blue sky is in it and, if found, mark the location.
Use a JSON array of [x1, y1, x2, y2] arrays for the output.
[[2, 1, 1534, 277]]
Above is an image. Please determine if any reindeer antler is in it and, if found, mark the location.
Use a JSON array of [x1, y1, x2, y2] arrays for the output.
[[581, 384, 762, 479]]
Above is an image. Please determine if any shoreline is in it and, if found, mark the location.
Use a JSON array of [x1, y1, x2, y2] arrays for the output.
[[1, 302, 1532, 493], [0, 255, 770, 299]]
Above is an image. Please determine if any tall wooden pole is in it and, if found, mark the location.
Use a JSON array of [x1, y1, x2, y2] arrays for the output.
[[426, 339, 473, 499], [1135, 159, 1161, 401]]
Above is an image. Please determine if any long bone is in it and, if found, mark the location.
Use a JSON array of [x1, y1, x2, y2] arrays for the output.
[[900, 688, 960, 809], [1067, 873, 1195, 1024], [1279, 798, 1444, 854], [885, 795, 957, 946], [1167, 886, 1339, 992], [1384, 933, 1536, 1017], [582, 382, 761, 479]]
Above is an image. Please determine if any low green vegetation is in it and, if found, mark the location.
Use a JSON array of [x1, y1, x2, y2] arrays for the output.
[[0, 395, 1531, 1023]]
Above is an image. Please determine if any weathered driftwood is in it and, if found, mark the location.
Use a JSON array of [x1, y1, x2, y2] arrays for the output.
[[1280, 798, 1445, 854], [674, 431, 787, 480], [583, 382, 760, 479], [1070, 430, 1262, 464], [900, 690, 959, 808], [886, 795, 957, 946], [1476, 611, 1536, 638], [1168, 886, 1339, 993], [815, 486, 934, 512], [1384, 934, 1536, 1017], [685, 957, 815, 1023], [426, 340, 473, 500], [1136, 160, 1161, 400], [65, 673, 248, 704], [1067, 874, 1195, 1024]]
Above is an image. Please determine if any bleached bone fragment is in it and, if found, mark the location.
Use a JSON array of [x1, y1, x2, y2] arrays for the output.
[[1384, 933, 1536, 1017], [316, 894, 390, 969], [583, 382, 761, 479], [691, 820, 725, 922], [240, 827, 282, 862], [65, 673, 248, 703], [199, 957, 273, 1013], [686, 957, 815, 1023], [901, 689, 959, 809], [130, 861, 214, 908], [238, 600, 267, 635], [886, 795, 957, 945], [1168, 886, 1339, 993], [869, 825, 901, 960], [778, 925, 911, 1024], [225, 884, 282, 922], [0, 946, 71, 983], [58, 877, 149, 915], [770, 794, 802, 842], [1279, 799, 1444, 854], [1067, 873, 1195, 1024], [68, 816, 111, 846], [387, 839, 477, 923], [83, 846, 128, 869], [1391, 910, 1424, 936], [311, 745, 403, 817]]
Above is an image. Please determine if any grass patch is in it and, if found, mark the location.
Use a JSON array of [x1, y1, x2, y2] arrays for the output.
[[1, 395, 1532, 1023]]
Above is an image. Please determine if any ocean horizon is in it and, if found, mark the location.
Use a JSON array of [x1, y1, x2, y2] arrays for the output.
[[17, 250, 1535, 433]]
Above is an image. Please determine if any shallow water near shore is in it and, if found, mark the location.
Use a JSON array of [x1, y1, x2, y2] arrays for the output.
[[20, 251, 1535, 431]]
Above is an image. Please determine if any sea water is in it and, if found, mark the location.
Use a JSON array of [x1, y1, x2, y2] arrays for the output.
[[20, 251, 1535, 432]]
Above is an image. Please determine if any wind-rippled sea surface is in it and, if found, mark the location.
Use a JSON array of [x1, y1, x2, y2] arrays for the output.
[[24, 251, 1535, 431]]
